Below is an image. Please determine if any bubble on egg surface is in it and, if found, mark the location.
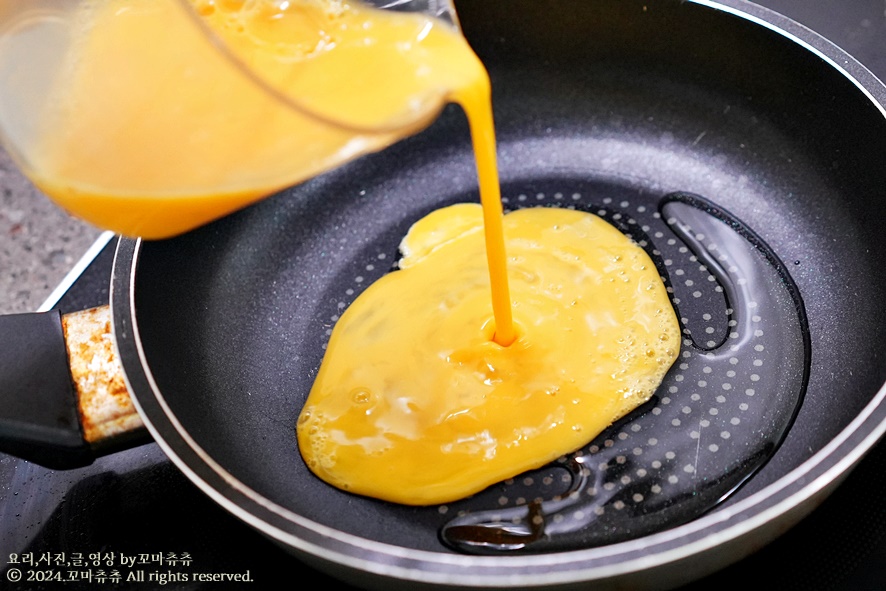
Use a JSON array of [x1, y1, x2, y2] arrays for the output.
[[296, 204, 681, 506]]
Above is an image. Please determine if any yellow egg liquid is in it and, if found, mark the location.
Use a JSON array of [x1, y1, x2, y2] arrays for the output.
[[231, 1, 680, 507], [20, 0, 481, 239], [19, 0, 681, 506], [299, 202, 680, 505]]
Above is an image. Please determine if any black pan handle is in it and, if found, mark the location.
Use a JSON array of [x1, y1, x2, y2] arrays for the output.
[[0, 305, 148, 469]]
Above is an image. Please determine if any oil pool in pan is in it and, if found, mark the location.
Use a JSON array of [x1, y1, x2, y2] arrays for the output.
[[306, 185, 809, 554]]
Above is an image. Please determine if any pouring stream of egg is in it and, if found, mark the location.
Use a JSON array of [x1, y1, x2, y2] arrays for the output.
[[282, 1, 681, 504], [25, 0, 681, 506]]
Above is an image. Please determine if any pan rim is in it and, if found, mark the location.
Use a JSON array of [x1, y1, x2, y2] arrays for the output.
[[111, 231, 886, 584], [109, 0, 886, 586], [693, 0, 886, 118]]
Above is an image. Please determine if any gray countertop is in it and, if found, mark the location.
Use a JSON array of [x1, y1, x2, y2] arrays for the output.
[[0, 148, 102, 315], [0, 3, 885, 591], [1, 0, 882, 318]]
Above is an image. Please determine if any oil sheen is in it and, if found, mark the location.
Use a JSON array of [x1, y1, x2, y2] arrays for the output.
[[298, 204, 681, 505], [438, 191, 810, 553]]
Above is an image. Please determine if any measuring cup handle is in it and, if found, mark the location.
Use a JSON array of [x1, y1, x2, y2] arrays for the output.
[[0, 305, 147, 469]]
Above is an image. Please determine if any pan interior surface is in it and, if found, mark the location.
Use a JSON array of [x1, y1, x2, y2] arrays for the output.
[[120, 0, 886, 580]]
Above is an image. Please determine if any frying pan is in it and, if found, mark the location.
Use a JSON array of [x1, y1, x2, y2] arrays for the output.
[[2, 0, 886, 588]]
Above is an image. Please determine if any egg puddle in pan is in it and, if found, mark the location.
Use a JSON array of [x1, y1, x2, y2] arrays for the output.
[[296, 184, 809, 554], [275, 0, 809, 553], [298, 202, 682, 506]]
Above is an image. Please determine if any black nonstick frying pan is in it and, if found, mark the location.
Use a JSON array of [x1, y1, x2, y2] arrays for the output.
[[2, 0, 886, 589]]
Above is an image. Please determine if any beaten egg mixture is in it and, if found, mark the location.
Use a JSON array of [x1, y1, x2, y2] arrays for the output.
[[298, 204, 680, 505]]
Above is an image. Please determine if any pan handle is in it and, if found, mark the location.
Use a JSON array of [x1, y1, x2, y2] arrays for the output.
[[0, 305, 147, 469]]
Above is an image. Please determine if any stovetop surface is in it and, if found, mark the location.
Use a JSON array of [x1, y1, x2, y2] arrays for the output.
[[2, 1, 886, 589]]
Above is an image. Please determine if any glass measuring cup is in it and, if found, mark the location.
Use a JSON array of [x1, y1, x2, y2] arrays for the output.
[[0, 0, 463, 239]]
